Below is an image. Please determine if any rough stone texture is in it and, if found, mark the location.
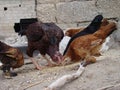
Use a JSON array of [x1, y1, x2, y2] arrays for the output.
[[37, 0, 90, 4], [57, 22, 89, 30], [96, 0, 120, 18], [37, 0, 62, 4], [36, 0, 120, 30], [112, 21, 120, 42], [57, 23, 77, 30], [0, 0, 36, 39], [56, 1, 98, 23], [37, 4, 57, 22], [0, 0, 36, 24]]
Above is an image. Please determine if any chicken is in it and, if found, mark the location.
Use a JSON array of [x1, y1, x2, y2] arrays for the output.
[[65, 28, 84, 37], [63, 15, 103, 55], [65, 18, 109, 38], [62, 20, 116, 66], [14, 19, 64, 70], [0, 41, 24, 78]]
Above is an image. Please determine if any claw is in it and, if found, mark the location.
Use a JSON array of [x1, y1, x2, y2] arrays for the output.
[[30, 58, 42, 70], [35, 66, 42, 70]]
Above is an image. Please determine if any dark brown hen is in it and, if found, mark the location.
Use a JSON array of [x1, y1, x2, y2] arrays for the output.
[[14, 19, 64, 70]]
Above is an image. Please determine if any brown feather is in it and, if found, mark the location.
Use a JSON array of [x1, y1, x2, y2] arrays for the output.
[[62, 20, 116, 65]]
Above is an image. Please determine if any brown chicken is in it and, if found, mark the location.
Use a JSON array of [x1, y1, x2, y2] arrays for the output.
[[63, 15, 103, 55], [62, 20, 116, 66], [65, 18, 109, 37], [65, 28, 84, 37], [0, 41, 24, 78]]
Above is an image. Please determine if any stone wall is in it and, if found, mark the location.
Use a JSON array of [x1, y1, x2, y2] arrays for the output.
[[0, 0, 36, 38], [0, 0, 120, 40], [36, 0, 120, 29]]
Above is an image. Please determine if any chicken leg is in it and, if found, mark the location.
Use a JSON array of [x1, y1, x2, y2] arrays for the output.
[[30, 57, 42, 70]]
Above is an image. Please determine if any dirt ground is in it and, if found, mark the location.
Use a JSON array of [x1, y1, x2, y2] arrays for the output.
[[0, 44, 120, 90]]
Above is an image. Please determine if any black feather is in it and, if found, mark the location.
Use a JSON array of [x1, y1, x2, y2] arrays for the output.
[[14, 18, 38, 36], [14, 23, 20, 33]]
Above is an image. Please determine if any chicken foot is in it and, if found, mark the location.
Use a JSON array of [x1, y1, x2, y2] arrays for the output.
[[30, 57, 42, 70]]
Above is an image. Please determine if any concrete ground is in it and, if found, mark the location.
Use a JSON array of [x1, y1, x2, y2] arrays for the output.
[[0, 46, 120, 90]]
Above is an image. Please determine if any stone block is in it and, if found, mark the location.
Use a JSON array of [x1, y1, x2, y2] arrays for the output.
[[37, 0, 89, 4], [37, 0, 63, 4], [57, 23, 77, 30], [37, 4, 56, 22], [0, 1, 36, 24], [97, 0, 120, 18], [56, 1, 98, 23]]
